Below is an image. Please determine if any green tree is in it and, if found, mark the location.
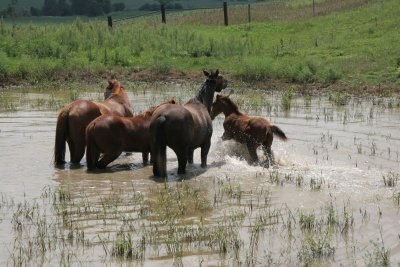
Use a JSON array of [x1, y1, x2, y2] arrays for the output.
[[70, 0, 88, 15], [42, 0, 57, 16], [57, 0, 72, 16]]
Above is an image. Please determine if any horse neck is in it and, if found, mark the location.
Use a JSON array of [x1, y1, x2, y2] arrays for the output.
[[107, 88, 129, 104], [222, 101, 241, 117], [193, 82, 215, 113], [105, 90, 133, 116], [137, 110, 153, 120]]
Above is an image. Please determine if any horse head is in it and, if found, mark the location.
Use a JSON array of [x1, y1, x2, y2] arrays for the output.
[[204, 69, 228, 93], [210, 94, 239, 120], [199, 70, 228, 113], [104, 79, 120, 100], [210, 94, 224, 120]]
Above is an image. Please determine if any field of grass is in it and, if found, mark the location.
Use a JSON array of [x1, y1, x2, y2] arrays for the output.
[[0, 0, 399, 91]]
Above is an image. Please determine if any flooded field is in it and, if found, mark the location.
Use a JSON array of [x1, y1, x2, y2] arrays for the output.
[[0, 82, 399, 266]]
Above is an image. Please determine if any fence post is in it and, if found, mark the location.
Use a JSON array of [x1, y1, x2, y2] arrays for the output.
[[248, 3, 251, 23], [312, 0, 315, 16], [107, 15, 113, 29], [161, 4, 166, 23], [223, 1, 228, 26]]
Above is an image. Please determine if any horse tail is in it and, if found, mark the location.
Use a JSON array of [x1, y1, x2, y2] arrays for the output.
[[270, 125, 288, 141], [153, 116, 167, 178], [54, 107, 69, 165], [85, 121, 99, 170]]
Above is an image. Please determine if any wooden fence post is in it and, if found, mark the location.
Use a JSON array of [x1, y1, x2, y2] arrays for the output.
[[107, 15, 113, 28], [248, 3, 251, 23], [223, 1, 228, 26], [161, 4, 166, 23], [312, 0, 315, 16]]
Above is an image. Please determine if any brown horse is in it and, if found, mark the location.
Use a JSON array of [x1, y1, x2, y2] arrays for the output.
[[85, 99, 176, 170], [150, 70, 228, 177], [210, 94, 287, 166], [54, 79, 133, 165]]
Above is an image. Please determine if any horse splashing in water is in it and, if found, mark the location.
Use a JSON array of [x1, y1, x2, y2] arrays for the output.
[[85, 99, 176, 170], [210, 94, 287, 166], [150, 70, 228, 177], [54, 79, 133, 165]]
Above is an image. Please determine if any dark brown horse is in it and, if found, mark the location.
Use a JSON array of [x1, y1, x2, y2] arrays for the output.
[[54, 79, 133, 165], [85, 99, 176, 170], [210, 94, 287, 166], [150, 70, 228, 177]]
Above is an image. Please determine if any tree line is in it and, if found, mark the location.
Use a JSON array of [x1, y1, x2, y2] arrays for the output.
[[30, 0, 126, 17]]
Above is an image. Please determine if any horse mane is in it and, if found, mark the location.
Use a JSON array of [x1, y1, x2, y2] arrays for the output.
[[187, 82, 207, 104], [220, 95, 242, 115]]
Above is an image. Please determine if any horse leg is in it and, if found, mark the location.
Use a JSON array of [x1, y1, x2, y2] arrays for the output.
[[176, 149, 188, 175], [201, 140, 211, 168], [66, 138, 75, 162], [142, 152, 149, 165], [221, 131, 232, 140], [262, 145, 274, 168], [97, 152, 121, 169], [262, 134, 274, 167], [247, 142, 259, 164], [152, 159, 160, 176], [71, 141, 85, 164], [187, 149, 194, 164], [87, 150, 100, 170]]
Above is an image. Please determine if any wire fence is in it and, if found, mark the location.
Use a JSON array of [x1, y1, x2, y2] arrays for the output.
[[107, 0, 374, 28], [108, 0, 279, 27]]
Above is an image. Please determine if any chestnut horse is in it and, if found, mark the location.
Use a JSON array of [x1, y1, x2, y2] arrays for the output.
[[85, 99, 176, 170], [54, 79, 133, 165], [210, 94, 287, 166], [150, 70, 228, 177]]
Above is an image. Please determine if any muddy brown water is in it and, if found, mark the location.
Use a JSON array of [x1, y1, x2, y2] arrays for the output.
[[0, 83, 399, 266]]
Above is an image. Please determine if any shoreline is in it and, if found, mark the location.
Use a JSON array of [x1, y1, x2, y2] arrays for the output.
[[1, 69, 398, 97]]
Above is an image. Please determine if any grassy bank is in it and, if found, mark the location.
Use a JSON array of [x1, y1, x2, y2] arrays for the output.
[[0, 0, 399, 93]]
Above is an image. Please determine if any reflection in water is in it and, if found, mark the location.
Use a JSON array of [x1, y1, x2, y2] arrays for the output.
[[0, 85, 399, 266]]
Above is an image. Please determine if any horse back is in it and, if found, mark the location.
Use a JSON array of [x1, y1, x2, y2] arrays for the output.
[[102, 94, 133, 117], [184, 102, 213, 146], [224, 114, 269, 144]]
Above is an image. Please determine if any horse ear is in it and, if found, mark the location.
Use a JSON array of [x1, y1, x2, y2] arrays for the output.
[[215, 69, 219, 76], [203, 70, 210, 77], [170, 99, 176, 104]]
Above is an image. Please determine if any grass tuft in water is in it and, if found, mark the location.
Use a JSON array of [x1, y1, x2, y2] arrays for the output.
[[281, 86, 295, 111], [364, 235, 390, 267], [382, 172, 399, 187], [328, 91, 350, 106]]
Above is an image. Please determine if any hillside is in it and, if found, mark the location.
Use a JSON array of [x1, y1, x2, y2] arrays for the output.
[[0, 0, 398, 93]]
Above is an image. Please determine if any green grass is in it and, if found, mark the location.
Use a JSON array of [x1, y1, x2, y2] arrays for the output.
[[0, 0, 399, 89]]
